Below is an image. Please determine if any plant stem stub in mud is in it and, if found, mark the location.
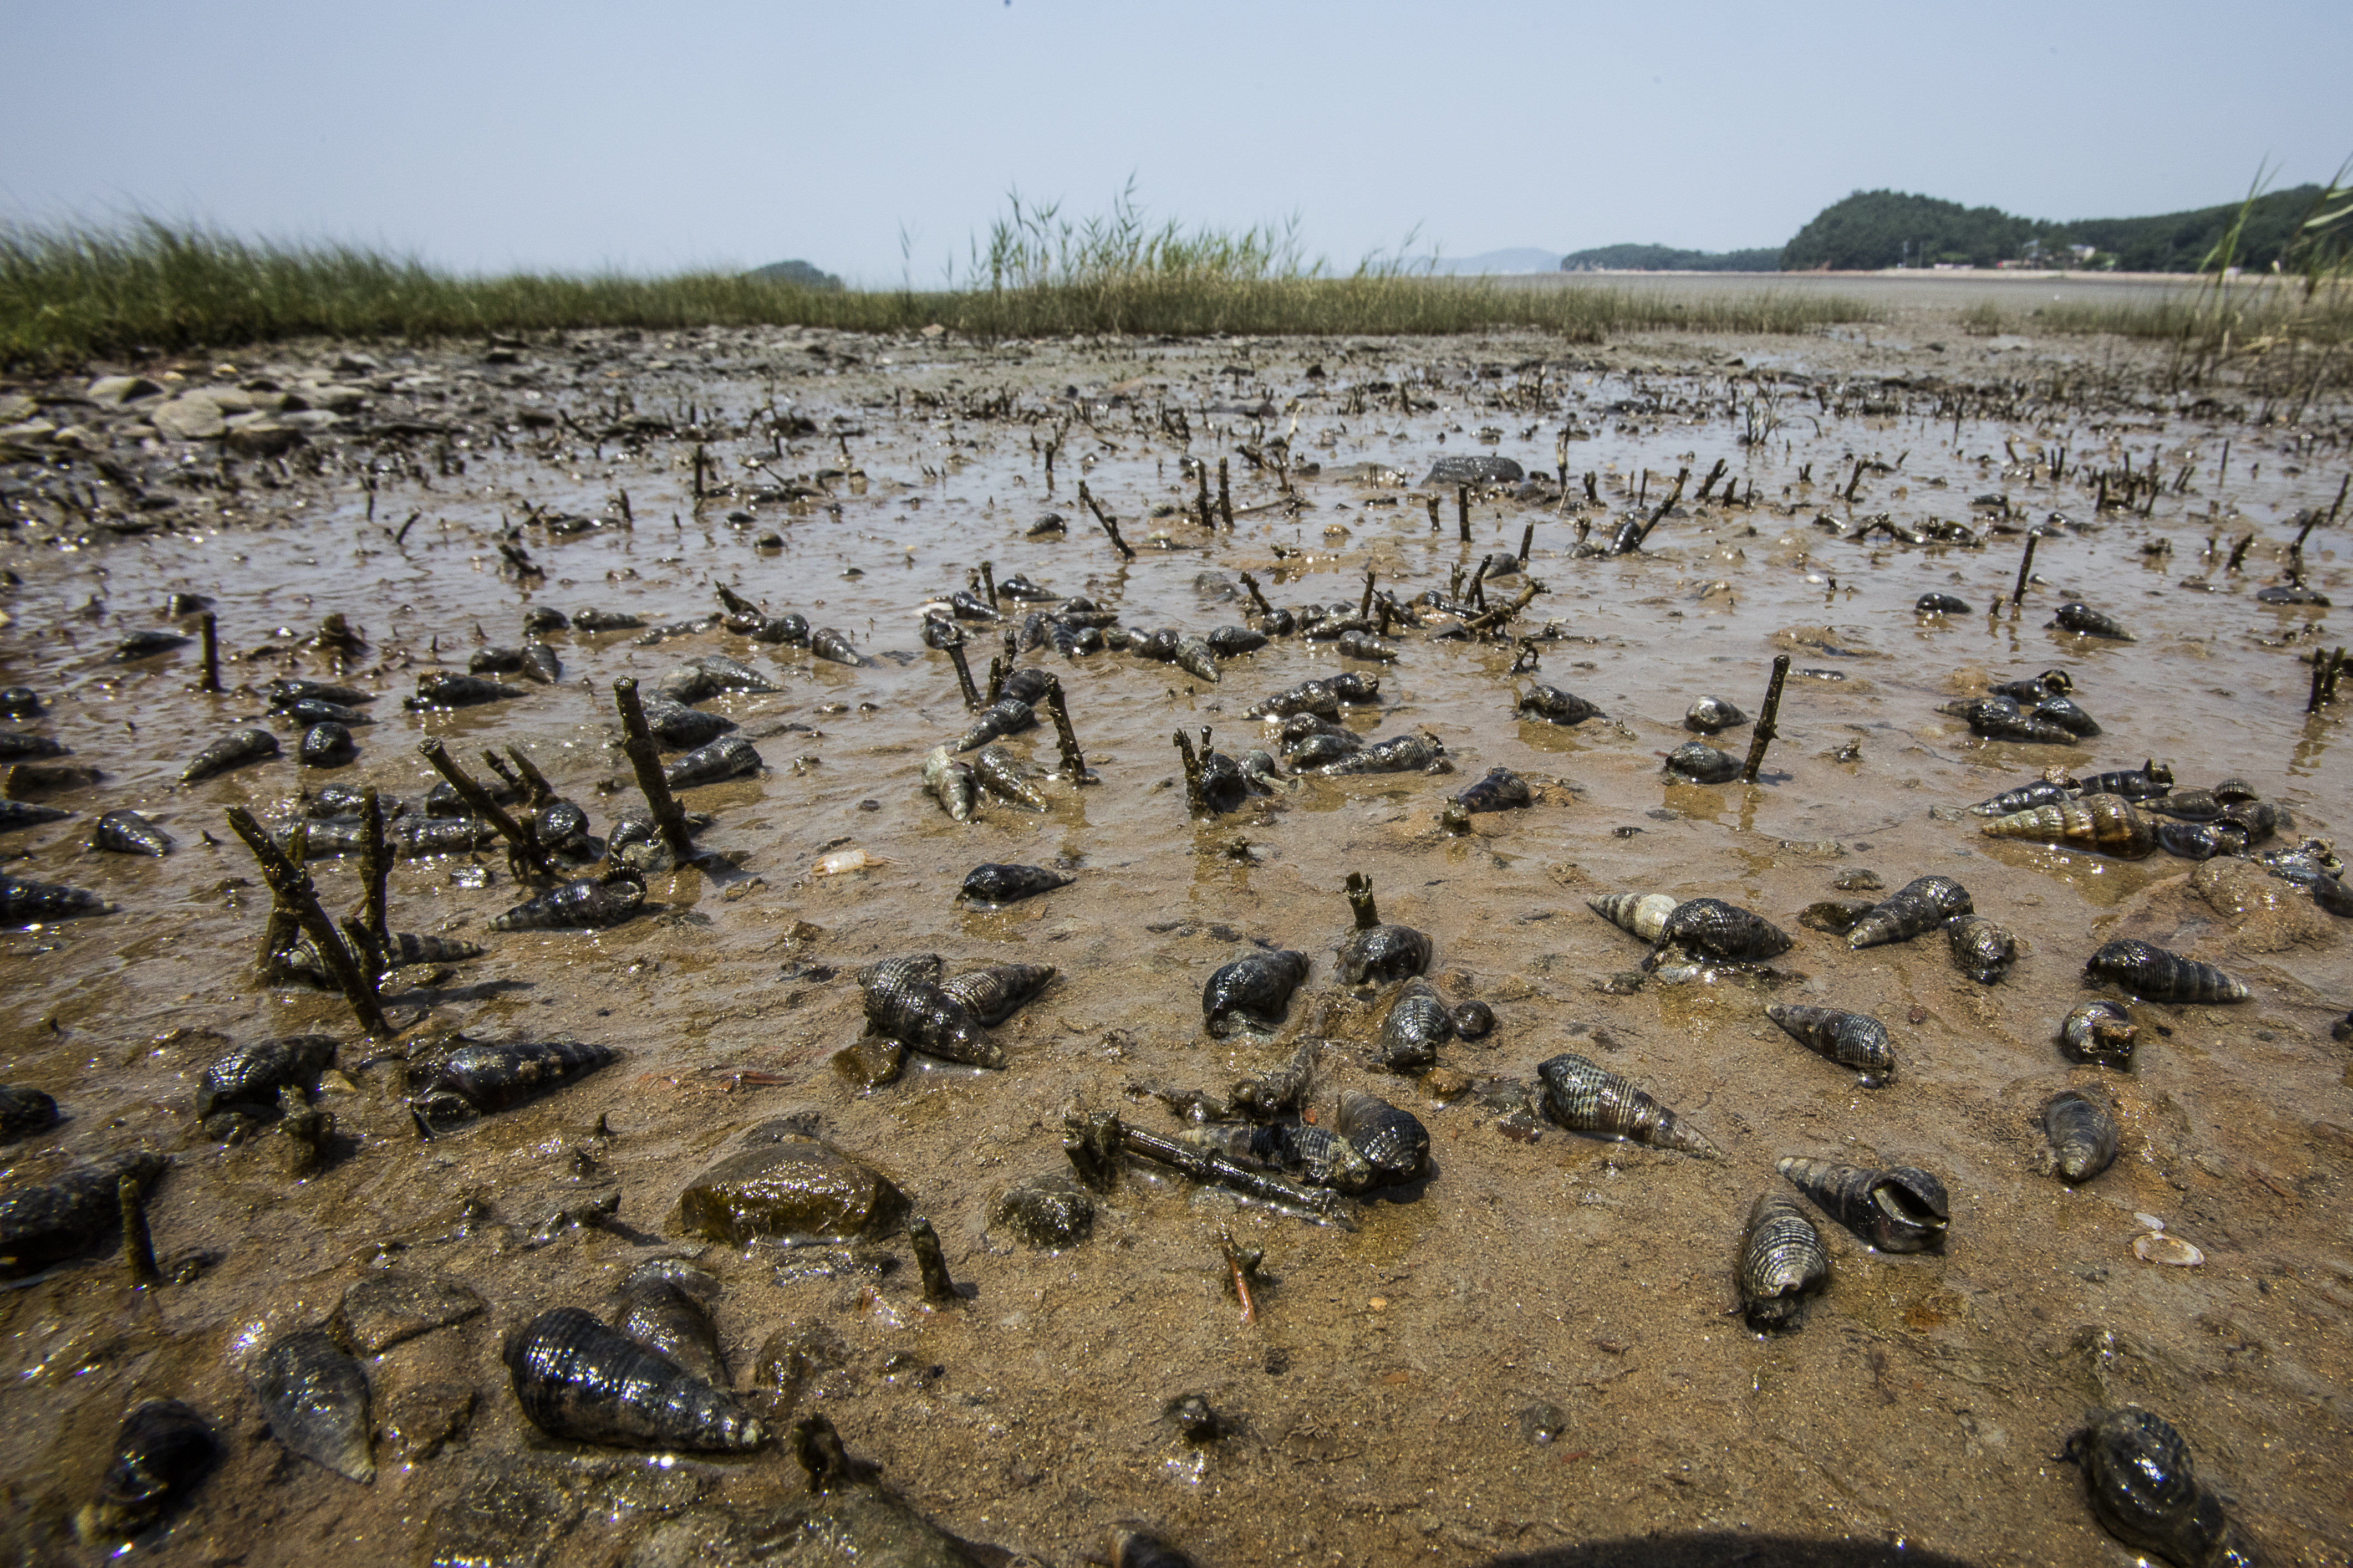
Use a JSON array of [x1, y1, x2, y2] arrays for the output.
[[198, 611, 221, 693], [1174, 729, 1207, 816], [1740, 655, 1793, 783], [1346, 871, 1381, 930], [119, 1174, 160, 1286], [1456, 484, 1470, 542], [358, 785, 389, 968], [2011, 533, 2039, 606], [946, 639, 980, 709], [419, 738, 558, 881], [225, 805, 387, 1035], [1044, 676, 1092, 783], [1079, 481, 1135, 560], [908, 1215, 957, 1304], [1218, 456, 1232, 525], [612, 678, 698, 861]]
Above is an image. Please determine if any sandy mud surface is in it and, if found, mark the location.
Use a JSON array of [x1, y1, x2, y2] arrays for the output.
[[0, 316, 2347, 1566]]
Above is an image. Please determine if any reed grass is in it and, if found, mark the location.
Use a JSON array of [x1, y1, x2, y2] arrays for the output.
[[2029, 159, 2353, 399], [0, 213, 1876, 368]]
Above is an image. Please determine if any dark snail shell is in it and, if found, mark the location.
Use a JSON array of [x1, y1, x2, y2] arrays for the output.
[[408, 1040, 617, 1132], [1766, 1004, 1896, 1087], [77, 1400, 216, 1544], [1990, 670, 2072, 702], [0, 731, 65, 762], [1229, 1038, 1322, 1118], [506, 1306, 767, 1452], [1949, 696, 2079, 744], [1846, 875, 1973, 949], [2084, 939, 2248, 1003], [2050, 602, 2135, 640], [0, 798, 72, 832], [1915, 593, 1972, 614], [197, 1033, 338, 1119], [2144, 788, 2226, 823], [2065, 1408, 2255, 1568], [1371, 978, 1454, 1072], [1335, 923, 1432, 985], [2076, 763, 2173, 800], [638, 696, 738, 750], [180, 726, 279, 783], [1450, 767, 1531, 815], [251, 1326, 374, 1483], [1327, 672, 1381, 703], [958, 864, 1071, 906], [861, 955, 1004, 1066], [1188, 1122, 1372, 1193], [93, 809, 171, 856], [1315, 731, 1444, 775], [937, 962, 1057, 1026], [2041, 1090, 2120, 1183], [2031, 693, 2103, 737], [1981, 793, 2157, 859], [490, 873, 645, 932], [1206, 625, 1267, 657], [1968, 778, 2072, 817], [1174, 636, 1222, 681], [662, 736, 762, 789], [267, 677, 375, 707], [1286, 732, 1362, 769], [1663, 742, 1742, 783], [0, 874, 116, 923], [1774, 1157, 1948, 1252], [1201, 949, 1311, 1037], [2155, 819, 2245, 860], [1683, 696, 1747, 733], [2061, 1000, 2137, 1067], [810, 627, 863, 666], [0, 1149, 170, 1276], [2218, 800, 2294, 845], [1737, 1190, 1829, 1330], [1001, 666, 1055, 705], [954, 699, 1036, 753], [1, 1084, 59, 1142], [1248, 680, 1340, 718], [1945, 913, 2020, 983], [1536, 1054, 1717, 1157], [1525, 686, 1600, 724], [615, 1261, 727, 1387], [405, 671, 524, 709], [1450, 999, 1495, 1039], [1646, 898, 1790, 969], [299, 722, 357, 768], [1333, 1090, 1429, 1186]]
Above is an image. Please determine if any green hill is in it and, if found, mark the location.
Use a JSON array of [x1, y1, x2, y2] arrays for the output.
[[1780, 187, 2327, 272], [743, 259, 843, 290], [1560, 243, 1782, 272]]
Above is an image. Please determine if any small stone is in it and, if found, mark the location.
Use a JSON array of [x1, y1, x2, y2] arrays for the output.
[[86, 375, 163, 405], [1832, 869, 1884, 892], [830, 1037, 905, 1091], [149, 397, 227, 441], [675, 1137, 909, 1243], [332, 1270, 486, 1352]]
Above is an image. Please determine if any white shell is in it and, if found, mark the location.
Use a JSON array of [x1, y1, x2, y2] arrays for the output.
[[1588, 891, 1678, 942], [2132, 1231, 2203, 1266], [2132, 1211, 2166, 1232], [813, 846, 887, 876]]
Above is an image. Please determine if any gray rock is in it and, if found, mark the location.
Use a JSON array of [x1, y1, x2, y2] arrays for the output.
[[226, 423, 304, 457], [1424, 454, 1524, 486], [86, 375, 163, 405], [150, 398, 227, 441]]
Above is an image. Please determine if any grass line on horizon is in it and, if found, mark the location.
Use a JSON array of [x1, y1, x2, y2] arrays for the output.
[[1, 219, 1881, 367]]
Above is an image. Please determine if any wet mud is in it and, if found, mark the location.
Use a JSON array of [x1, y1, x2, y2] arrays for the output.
[[0, 319, 2348, 1566]]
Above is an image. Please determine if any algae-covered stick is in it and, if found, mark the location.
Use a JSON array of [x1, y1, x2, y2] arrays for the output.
[[946, 640, 980, 709], [609, 680, 697, 861], [420, 739, 557, 880], [226, 806, 386, 1035], [198, 612, 221, 693], [1739, 655, 1793, 784], [2010, 533, 2039, 606]]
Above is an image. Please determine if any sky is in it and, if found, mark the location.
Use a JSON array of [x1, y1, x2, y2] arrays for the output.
[[4, 0, 2349, 283]]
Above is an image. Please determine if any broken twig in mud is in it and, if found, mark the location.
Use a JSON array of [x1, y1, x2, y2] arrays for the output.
[[226, 805, 388, 1035], [1739, 655, 1793, 784], [611, 678, 698, 862], [420, 738, 558, 881]]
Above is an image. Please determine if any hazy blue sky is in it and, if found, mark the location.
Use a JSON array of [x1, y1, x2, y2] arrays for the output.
[[5, 1, 2347, 282]]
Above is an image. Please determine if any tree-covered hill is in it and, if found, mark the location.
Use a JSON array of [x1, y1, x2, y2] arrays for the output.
[[1559, 243, 1782, 272], [1780, 187, 2326, 271]]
